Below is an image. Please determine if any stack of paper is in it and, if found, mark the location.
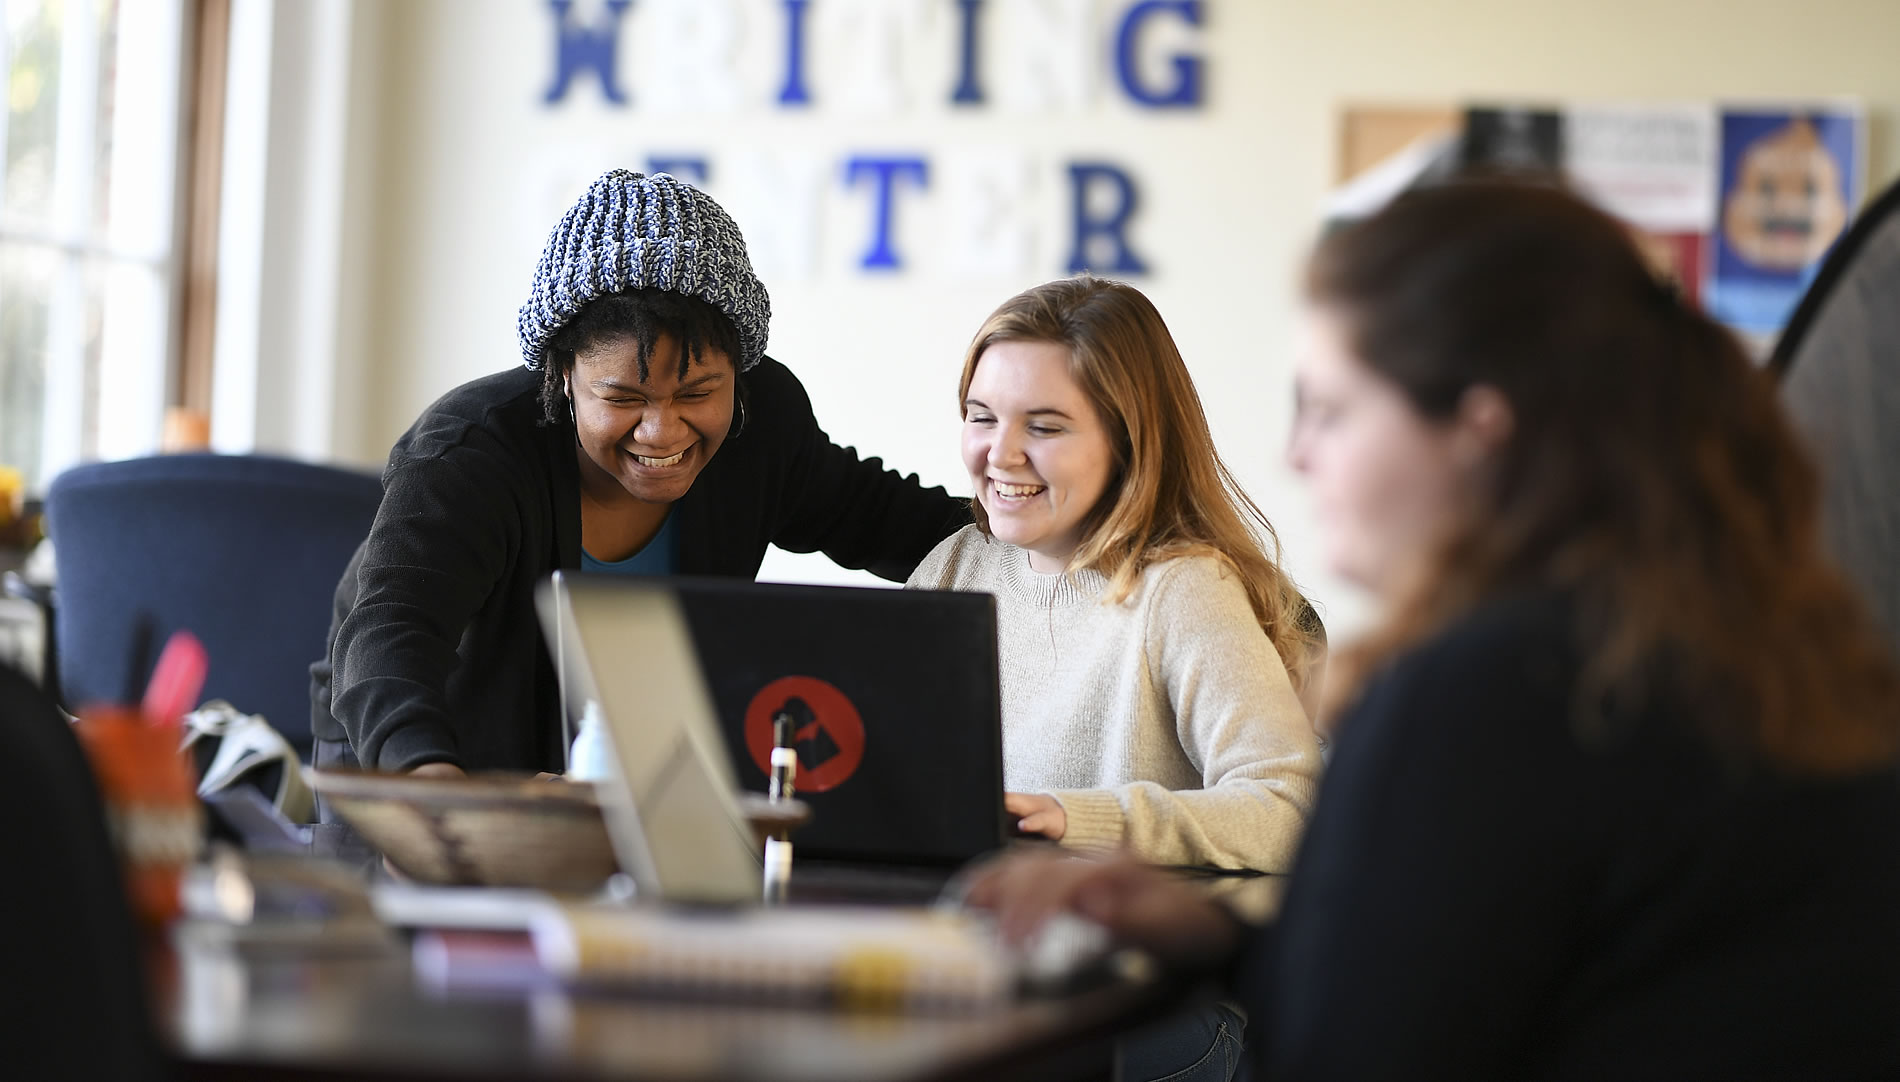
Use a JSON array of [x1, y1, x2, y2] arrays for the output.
[[530, 905, 1014, 1010]]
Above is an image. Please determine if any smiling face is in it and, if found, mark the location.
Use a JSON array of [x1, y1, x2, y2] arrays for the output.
[[961, 339, 1116, 573], [568, 334, 735, 506]]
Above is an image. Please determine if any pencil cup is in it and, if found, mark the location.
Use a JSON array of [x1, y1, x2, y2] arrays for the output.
[[74, 707, 203, 928]]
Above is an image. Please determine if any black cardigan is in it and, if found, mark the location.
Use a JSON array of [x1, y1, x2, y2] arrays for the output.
[[310, 360, 969, 773], [1240, 590, 1900, 1081]]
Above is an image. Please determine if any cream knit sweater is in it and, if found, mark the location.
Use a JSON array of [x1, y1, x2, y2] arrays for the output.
[[907, 525, 1322, 872]]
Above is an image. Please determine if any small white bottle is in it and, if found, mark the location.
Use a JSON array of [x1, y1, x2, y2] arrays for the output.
[[568, 700, 613, 781]]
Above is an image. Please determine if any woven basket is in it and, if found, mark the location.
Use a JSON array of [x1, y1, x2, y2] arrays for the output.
[[307, 768, 809, 892]]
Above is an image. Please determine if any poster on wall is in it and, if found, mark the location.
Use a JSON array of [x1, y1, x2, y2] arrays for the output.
[[1460, 107, 1564, 174], [1329, 99, 1864, 344], [1324, 106, 1461, 221], [1565, 103, 1718, 304], [1705, 106, 1864, 335]]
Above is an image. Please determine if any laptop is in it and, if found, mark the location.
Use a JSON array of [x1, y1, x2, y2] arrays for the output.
[[536, 574, 1009, 903], [669, 577, 1008, 869]]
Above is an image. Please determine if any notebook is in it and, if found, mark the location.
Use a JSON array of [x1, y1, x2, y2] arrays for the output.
[[531, 903, 1016, 1008]]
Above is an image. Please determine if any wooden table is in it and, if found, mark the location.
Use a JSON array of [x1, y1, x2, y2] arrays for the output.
[[156, 922, 1188, 1082]]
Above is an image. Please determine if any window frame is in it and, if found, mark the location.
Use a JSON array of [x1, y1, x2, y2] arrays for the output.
[[0, 0, 206, 491]]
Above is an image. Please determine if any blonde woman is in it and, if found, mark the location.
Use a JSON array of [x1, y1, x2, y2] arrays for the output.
[[909, 276, 1322, 1080], [910, 274, 1324, 865]]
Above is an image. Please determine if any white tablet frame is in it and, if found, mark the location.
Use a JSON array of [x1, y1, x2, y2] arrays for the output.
[[536, 572, 761, 904]]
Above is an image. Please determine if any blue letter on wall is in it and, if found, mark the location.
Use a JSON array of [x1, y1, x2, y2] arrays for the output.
[[646, 157, 709, 185], [778, 0, 813, 106], [1114, 0, 1204, 108], [1067, 163, 1149, 274], [544, 0, 633, 106], [846, 157, 930, 271], [949, 0, 985, 106]]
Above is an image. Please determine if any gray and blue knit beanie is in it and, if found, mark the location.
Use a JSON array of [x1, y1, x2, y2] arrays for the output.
[[517, 170, 771, 372]]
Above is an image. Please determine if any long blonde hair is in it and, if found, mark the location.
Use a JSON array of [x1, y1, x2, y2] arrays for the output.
[[960, 276, 1322, 690]]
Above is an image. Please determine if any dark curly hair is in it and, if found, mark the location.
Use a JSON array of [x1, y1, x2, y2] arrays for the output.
[[539, 289, 745, 425]]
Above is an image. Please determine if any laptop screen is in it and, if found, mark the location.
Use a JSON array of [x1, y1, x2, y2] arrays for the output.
[[668, 578, 1007, 867]]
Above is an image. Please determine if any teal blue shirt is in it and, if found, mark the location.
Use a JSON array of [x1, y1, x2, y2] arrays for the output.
[[580, 513, 679, 576]]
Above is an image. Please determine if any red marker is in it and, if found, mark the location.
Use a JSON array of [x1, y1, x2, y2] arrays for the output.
[[141, 630, 207, 729]]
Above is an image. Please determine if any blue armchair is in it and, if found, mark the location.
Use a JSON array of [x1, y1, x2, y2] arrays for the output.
[[44, 453, 382, 756]]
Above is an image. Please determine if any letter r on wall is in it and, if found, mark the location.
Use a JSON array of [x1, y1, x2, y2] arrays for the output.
[[1067, 162, 1150, 275]]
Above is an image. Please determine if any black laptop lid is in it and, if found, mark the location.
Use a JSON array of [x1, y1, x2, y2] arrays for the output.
[[667, 578, 1007, 866]]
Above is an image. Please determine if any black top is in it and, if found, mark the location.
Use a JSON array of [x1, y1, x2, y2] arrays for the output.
[[0, 664, 163, 1081], [1240, 590, 1900, 1081], [311, 361, 969, 773]]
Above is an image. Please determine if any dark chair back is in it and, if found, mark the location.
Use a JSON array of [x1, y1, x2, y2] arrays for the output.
[[1772, 179, 1900, 662], [45, 454, 382, 755]]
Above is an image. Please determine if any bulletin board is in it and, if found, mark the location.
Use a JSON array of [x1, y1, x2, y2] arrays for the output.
[[1330, 101, 1867, 346]]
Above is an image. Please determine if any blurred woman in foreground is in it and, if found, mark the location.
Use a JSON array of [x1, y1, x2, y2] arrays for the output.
[[972, 180, 1900, 1081]]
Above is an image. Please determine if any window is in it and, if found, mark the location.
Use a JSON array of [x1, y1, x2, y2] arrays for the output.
[[2, 0, 187, 490]]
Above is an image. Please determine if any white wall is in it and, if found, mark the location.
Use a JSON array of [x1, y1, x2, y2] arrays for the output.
[[324, 0, 1900, 639], [206, 0, 396, 466]]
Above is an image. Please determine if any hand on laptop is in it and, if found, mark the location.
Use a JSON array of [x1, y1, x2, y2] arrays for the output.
[[409, 762, 467, 780], [1005, 792, 1067, 840], [964, 849, 1243, 971]]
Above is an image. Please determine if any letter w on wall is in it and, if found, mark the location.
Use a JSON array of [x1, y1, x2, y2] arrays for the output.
[[544, 0, 633, 106]]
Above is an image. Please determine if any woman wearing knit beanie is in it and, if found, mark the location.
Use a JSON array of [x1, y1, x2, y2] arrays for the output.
[[309, 170, 968, 783], [907, 275, 1327, 1082]]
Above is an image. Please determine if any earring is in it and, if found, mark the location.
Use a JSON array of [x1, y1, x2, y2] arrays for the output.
[[730, 393, 748, 438]]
